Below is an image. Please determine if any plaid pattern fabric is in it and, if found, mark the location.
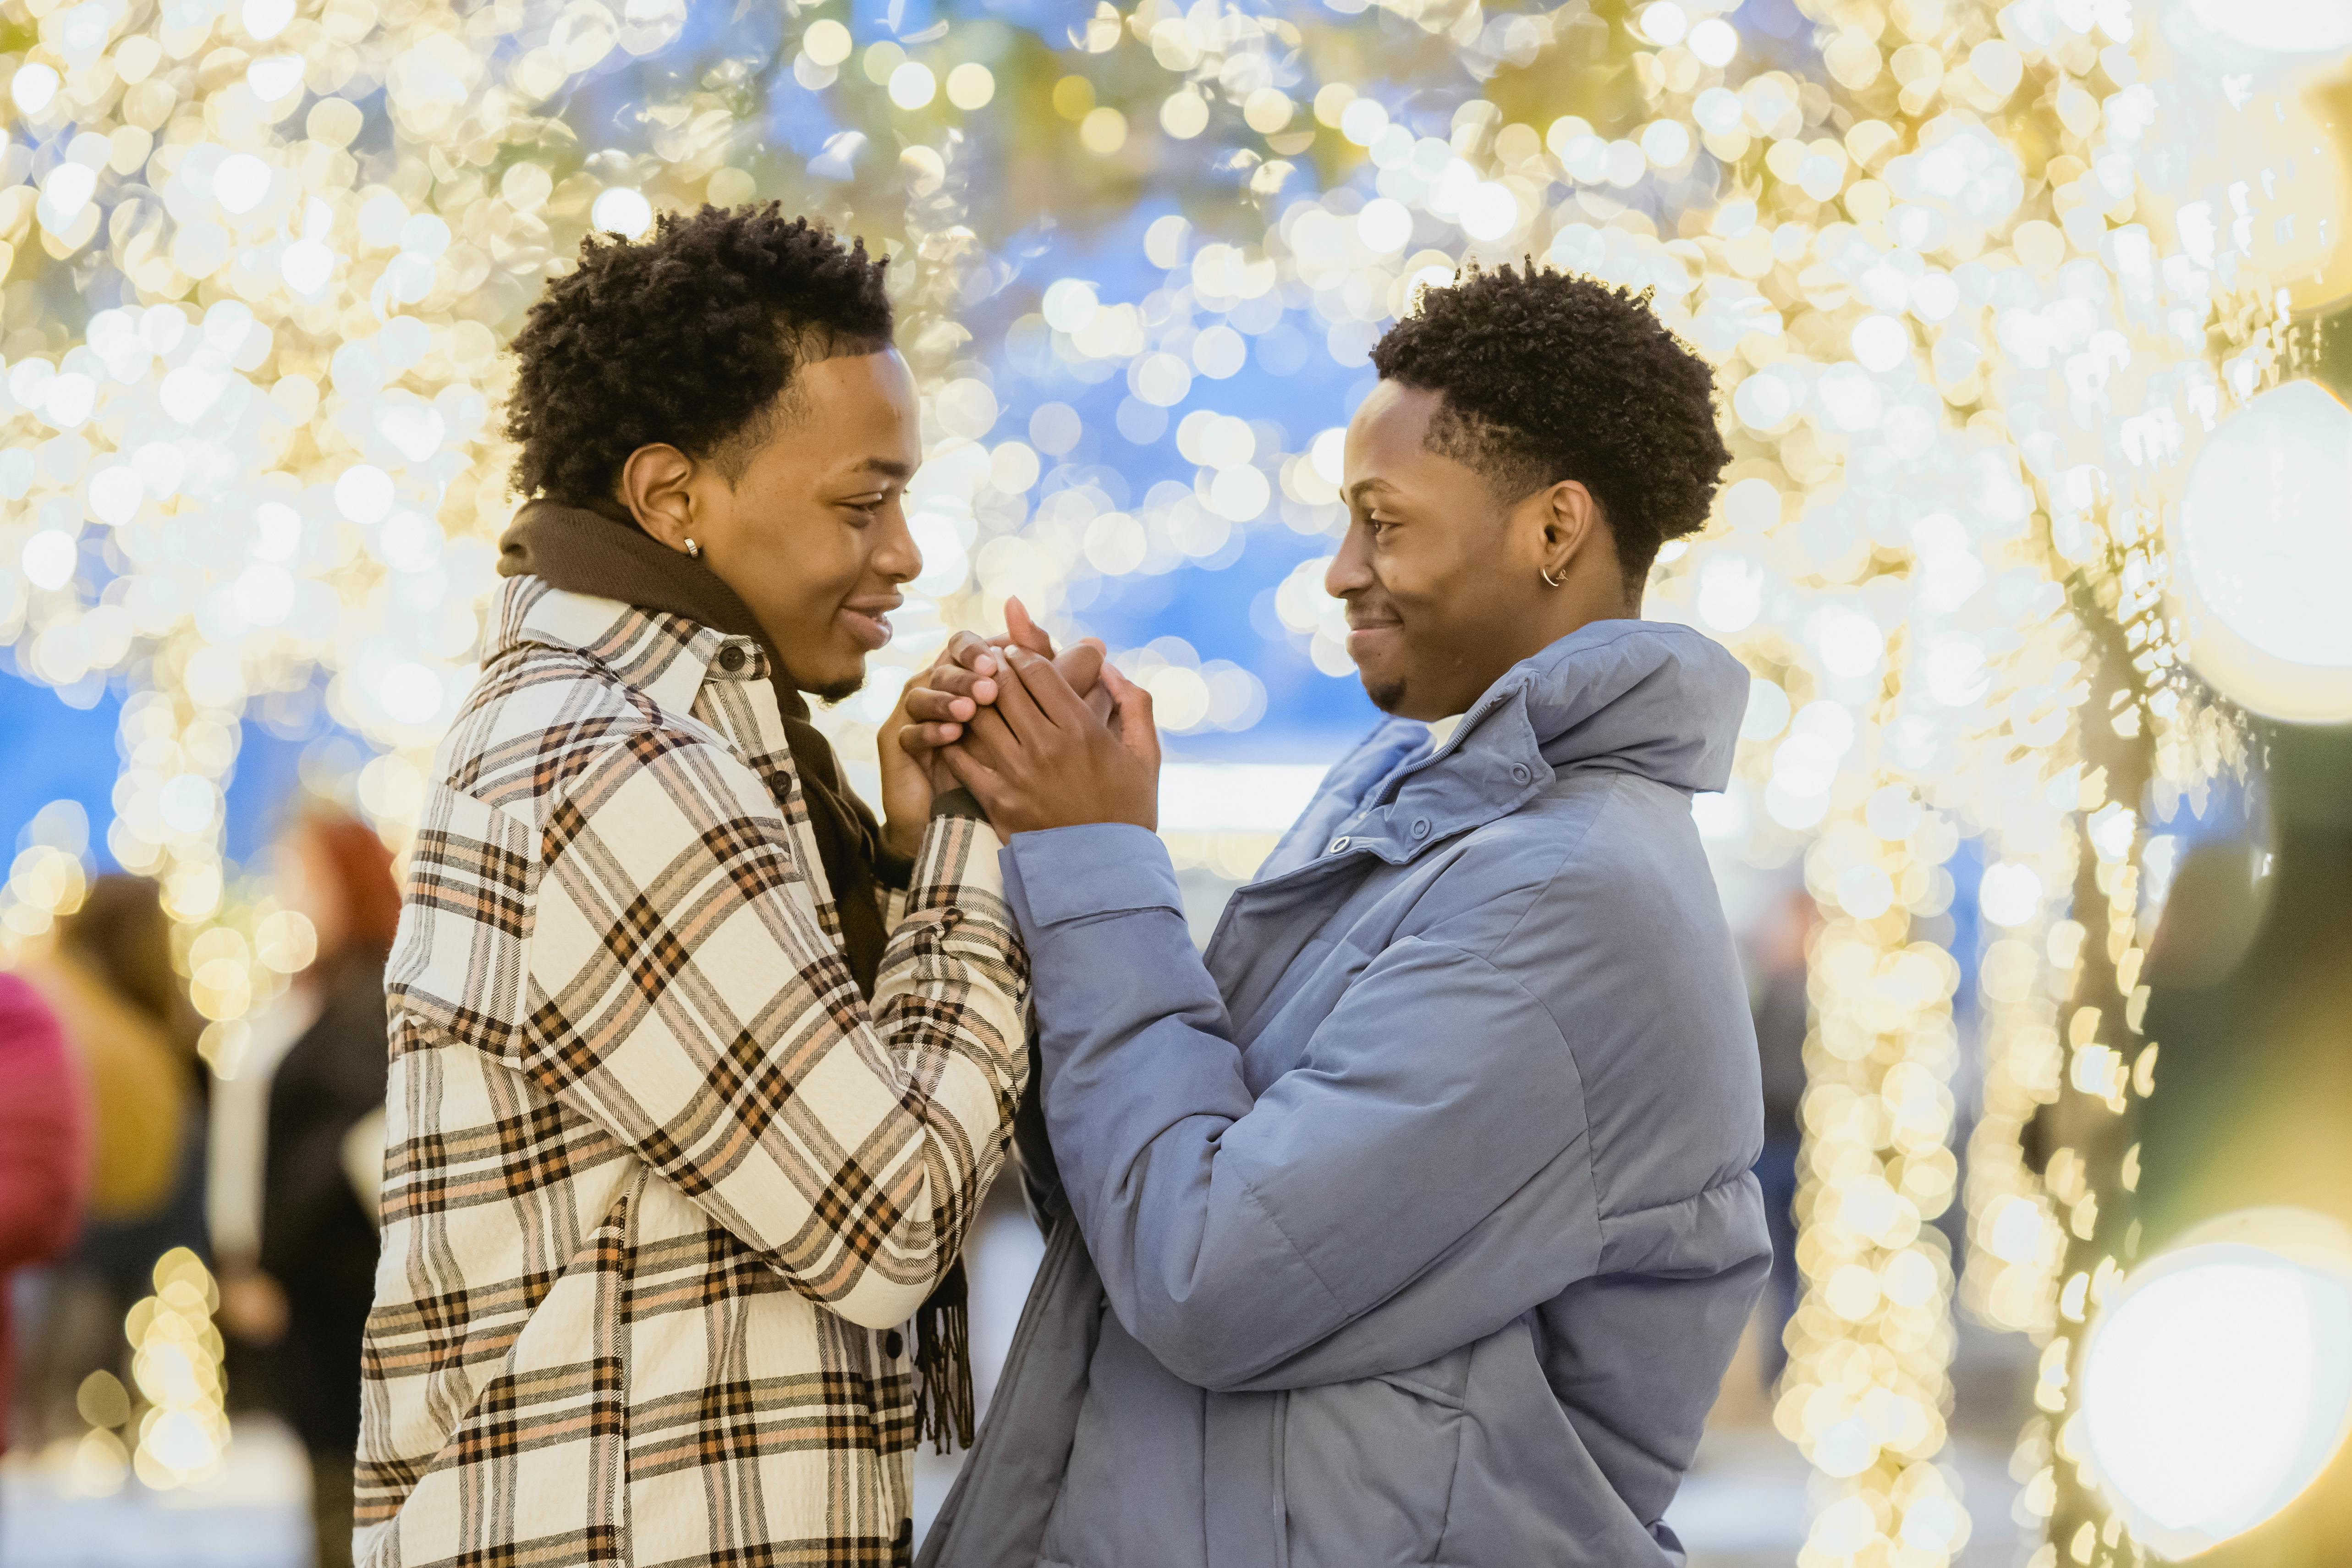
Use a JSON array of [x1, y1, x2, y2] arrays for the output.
[[357, 578, 1030, 1568]]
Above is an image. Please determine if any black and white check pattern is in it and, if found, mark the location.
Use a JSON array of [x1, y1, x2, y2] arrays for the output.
[[357, 578, 1029, 1568]]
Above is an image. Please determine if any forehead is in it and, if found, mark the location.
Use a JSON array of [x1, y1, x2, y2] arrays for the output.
[[770, 349, 919, 472], [1344, 380, 1480, 497], [1346, 380, 1440, 462]]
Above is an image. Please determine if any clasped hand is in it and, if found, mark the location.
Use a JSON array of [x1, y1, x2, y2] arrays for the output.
[[896, 598, 1160, 837]]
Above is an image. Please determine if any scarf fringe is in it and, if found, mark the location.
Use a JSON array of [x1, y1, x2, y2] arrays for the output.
[[911, 1258, 976, 1453]]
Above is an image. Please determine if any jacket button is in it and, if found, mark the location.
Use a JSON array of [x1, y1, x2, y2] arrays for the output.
[[718, 644, 747, 673], [1326, 836, 1348, 854], [883, 1330, 903, 1359], [1411, 817, 1431, 840], [1511, 763, 1532, 783]]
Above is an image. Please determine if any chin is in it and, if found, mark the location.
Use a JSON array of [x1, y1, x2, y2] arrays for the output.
[[808, 668, 866, 705], [1362, 674, 1409, 715]]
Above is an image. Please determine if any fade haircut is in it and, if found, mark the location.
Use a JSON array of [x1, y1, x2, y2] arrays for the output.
[[506, 204, 894, 502], [1369, 262, 1731, 595]]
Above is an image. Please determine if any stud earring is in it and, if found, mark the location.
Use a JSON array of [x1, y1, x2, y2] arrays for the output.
[[683, 538, 701, 559], [1541, 566, 1563, 587]]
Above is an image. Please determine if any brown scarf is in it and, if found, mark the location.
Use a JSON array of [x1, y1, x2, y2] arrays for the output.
[[497, 496, 974, 1450]]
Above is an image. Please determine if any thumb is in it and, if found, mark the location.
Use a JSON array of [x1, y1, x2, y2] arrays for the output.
[[1101, 665, 1160, 766], [1004, 596, 1055, 658]]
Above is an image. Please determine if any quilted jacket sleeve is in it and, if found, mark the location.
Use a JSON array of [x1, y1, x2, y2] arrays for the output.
[[999, 824, 1604, 1390]]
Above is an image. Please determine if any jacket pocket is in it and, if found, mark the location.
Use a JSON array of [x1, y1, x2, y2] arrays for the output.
[[1277, 1349, 1471, 1568]]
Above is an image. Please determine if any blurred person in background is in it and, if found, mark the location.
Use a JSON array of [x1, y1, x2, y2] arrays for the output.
[[212, 806, 400, 1568], [1744, 886, 1813, 1389], [0, 973, 89, 1460], [16, 874, 206, 1447]]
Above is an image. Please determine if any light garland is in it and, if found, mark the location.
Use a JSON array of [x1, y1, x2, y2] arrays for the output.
[[2, 0, 2336, 1548]]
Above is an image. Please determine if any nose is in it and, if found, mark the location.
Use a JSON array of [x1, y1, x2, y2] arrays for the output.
[[874, 499, 921, 585], [1325, 522, 1374, 601]]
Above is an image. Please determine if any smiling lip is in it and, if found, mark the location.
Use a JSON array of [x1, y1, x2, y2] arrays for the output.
[[841, 599, 900, 651]]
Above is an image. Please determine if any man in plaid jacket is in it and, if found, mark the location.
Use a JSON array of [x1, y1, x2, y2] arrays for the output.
[[357, 207, 1039, 1568]]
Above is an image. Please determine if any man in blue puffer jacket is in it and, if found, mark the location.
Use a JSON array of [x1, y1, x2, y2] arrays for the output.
[[910, 264, 1770, 1567]]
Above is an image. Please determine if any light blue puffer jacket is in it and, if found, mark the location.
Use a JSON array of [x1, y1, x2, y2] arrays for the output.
[[922, 619, 1771, 1568]]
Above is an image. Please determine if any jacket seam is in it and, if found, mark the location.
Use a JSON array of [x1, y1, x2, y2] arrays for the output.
[[1486, 772, 1623, 1227], [1228, 1172, 1354, 1356], [1596, 1164, 1765, 1231]]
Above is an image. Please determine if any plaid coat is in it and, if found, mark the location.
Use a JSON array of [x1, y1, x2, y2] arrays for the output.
[[357, 578, 1030, 1568]]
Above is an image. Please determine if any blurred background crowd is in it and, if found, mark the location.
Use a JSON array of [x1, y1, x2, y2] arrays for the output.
[[2, 804, 396, 1568]]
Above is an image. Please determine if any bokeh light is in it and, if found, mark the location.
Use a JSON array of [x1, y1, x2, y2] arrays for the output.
[[2082, 1209, 2352, 1559], [2170, 380, 2352, 724], [0, 0, 2339, 1553]]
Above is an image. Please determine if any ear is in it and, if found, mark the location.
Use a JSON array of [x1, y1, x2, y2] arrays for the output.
[[1535, 479, 1607, 582], [618, 444, 699, 553]]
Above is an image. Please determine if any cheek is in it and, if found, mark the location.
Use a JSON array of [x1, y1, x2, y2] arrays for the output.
[[1378, 540, 1451, 614], [802, 528, 866, 599]]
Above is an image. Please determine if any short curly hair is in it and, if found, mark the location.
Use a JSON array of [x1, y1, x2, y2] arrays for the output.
[[506, 204, 893, 502], [1369, 263, 1730, 595]]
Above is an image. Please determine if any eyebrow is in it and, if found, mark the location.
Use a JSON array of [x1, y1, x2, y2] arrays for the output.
[[1346, 477, 1398, 506], [843, 457, 915, 484]]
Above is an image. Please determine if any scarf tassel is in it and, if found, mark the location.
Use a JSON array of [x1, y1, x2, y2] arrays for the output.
[[911, 1257, 976, 1453]]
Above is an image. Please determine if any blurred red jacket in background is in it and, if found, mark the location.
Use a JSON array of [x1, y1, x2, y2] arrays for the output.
[[0, 970, 91, 1456]]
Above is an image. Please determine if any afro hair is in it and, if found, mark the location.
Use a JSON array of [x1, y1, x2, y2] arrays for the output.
[[1368, 263, 1731, 594], [506, 204, 893, 503]]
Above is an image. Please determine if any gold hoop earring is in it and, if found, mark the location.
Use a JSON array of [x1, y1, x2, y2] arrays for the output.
[[1541, 567, 1563, 588], [683, 539, 701, 560]]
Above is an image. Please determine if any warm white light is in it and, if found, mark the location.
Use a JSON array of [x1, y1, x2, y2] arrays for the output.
[[945, 62, 994, 110], [282, 239, 336, 294], [802, 18, 852, 66], [2083, 1209, 2352, 1559], [2170, 380, 2352, 723], [247, 54, 306, 101], [241, 0, 294, 39], [9, 62, 59, 115], [591, 187, 654, 238], [1688, 17, 1738, 66], [888, 61, 935, 110], [1459, 182, 1518, 241], [22, 530, 79, 592], [1357, 197, 1412, 253], [37, 163, 97, 229], [215, 154, 274, 215], [1851, 314, 1910, 373], [1041, 278, 1099, 334], [2184, 0, 2352, 53], [1977, 862, 2042, 927], [1639, 120, 1691, 171], [1160, 89, 1209, 140]]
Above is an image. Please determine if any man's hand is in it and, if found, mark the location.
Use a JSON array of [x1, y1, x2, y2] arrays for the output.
[[880, 599, 1100, 857], [938, 647, 1160, 835], [899, 598, 1108, 753]]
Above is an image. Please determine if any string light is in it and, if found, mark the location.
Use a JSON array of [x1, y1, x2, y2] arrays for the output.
[[3, 0, 2329, 1553], [125, 1246, 231, 1492]]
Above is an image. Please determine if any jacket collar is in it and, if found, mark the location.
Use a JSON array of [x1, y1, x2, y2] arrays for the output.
[[488, 575, 776, 743], [1267, 619, 1747, 878]]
